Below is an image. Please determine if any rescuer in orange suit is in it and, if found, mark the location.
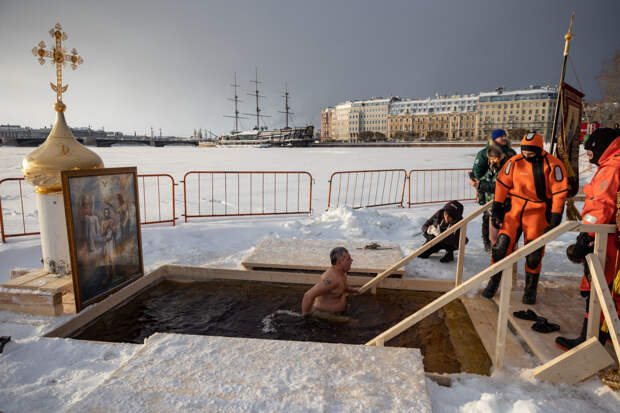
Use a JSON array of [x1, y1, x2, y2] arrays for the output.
[[556, 128, 620, 350], [482, 132, 568, 304]]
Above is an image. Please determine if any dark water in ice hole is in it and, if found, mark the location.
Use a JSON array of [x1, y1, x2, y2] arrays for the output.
[[73, 279, 491, 374]]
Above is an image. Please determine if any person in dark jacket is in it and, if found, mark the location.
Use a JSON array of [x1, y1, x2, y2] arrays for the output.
[[471, 129, 517, 251], [473, 145, 509, 250], [419, 200, 465, 263]]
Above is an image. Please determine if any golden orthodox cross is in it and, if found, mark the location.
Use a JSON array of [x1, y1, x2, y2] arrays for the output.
[[31, 23, 84, 112]]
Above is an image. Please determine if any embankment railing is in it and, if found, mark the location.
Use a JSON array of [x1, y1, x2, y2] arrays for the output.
[[361, 210, 618, 371], [408, 168, 476, 206], [327, 169, 407, 209], [182, 171, 313, 221], [0, 174, 177, 243]]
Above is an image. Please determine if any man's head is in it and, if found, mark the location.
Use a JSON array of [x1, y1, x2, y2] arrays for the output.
[[104, 208, 111, 218], [520, 132, 543, 163], [491, 129, 507, 146], [584, 128, 619, 165], [330, 247, 352, 272]]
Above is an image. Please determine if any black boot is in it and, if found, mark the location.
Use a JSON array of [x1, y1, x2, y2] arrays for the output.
[[419, 243, 440, 259], [555, 318, 587, 351], [482, 273, 501, 299], [439, 249, 454, 263], [522, 273, 540, 304], [482, 213, 491, 253]]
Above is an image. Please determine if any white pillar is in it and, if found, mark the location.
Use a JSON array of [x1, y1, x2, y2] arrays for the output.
[[36, 192, 71, 275]]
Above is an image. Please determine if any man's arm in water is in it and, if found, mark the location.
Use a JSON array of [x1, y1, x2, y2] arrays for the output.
[[301, 278, 335, 315]]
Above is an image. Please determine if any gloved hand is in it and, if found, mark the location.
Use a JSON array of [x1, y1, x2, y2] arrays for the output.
[[426, 225, 441, 237], [490, 201, 504, 229], [543, 212, 562, 233], [571, 232, 594, 260]]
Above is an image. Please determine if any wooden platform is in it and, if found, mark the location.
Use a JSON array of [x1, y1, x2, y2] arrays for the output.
[[492, 283, 586, 364], [461, 296, 534, 369], [0, 269, 74, 316], [242, 237, 405, 276]]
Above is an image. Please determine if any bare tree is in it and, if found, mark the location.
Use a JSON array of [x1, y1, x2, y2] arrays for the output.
[[592, 51, 620, 127]]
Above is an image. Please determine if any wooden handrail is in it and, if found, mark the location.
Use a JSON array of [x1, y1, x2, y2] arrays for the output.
[[365, 222, 615, 347], [365, 220, 581, 346], [359, 201, 493, 294]]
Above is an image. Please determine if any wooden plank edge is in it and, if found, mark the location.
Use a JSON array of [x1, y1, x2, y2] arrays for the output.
[[162, 265, 453, 292], [532, 337, 615, 385], [44, 266, 168, 338], [241, 261, 406, 275]]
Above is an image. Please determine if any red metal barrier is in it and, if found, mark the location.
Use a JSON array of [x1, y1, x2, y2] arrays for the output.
[[0, 174, 177, 243], [0, 178, 39, 243], [408, 168, 476, 206], [327, 169, 407, 209], [182, 171, 313, 221]]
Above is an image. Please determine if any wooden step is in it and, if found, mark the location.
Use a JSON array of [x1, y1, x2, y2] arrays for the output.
[[461, 296, 534, 369], [0, 269, 73, 316], [493, 285, 585, 364]]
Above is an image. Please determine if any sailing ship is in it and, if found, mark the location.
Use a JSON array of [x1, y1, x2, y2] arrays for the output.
[[219, 71, 314, 147]]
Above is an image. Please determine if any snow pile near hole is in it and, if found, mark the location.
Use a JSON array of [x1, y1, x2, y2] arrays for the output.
[[0, 337, 139, 412], [285, 206, 421, 241], [428, 371, 620, 413]]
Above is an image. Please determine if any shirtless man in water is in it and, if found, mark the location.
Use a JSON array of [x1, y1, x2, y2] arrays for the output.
[[301, 247, 360, 316]]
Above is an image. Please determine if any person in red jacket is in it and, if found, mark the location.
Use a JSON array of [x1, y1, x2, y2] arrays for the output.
[[556, 128, 620, 350], [482, 132, 568, 304]]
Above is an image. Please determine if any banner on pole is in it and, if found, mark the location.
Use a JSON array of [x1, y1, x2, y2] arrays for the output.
[[556, 82, 584, 198]]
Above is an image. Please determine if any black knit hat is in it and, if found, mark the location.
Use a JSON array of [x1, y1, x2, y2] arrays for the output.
[[444, 200, 463, 220], [584, 128, 619, 165]]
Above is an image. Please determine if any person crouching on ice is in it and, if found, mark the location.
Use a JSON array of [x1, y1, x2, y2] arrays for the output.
[[419, 200, 465, 263], [481, 132, 568, 304]]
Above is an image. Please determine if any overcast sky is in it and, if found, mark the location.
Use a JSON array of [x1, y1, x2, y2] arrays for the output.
[[1, 0, 618, 137]]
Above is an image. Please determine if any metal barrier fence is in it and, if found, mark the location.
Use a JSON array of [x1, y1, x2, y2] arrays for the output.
[[0, 178, 39, 243], [408, 168, 476, 206], [182, 171, 313, 221], [137, 174, 176, 226], [327, 169, 407, 209], [0, 174, 177, 243]]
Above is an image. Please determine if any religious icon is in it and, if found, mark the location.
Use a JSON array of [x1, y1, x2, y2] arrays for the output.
[[61, 167, 143, 311]]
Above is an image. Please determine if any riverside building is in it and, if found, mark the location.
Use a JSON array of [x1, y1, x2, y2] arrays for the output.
[[387, 94, 478, 140], [322, 86, 558, 142], [477, 86, 557, 141]]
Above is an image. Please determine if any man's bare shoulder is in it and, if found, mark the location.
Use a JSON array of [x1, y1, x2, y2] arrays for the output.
[[319, 267, 339, 286]]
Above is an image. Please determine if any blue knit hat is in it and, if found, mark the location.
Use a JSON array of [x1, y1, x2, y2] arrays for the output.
[[491, 129, 506, 141]]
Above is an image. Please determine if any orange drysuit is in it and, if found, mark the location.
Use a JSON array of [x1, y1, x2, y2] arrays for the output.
[[492, 133, 568, 275], [579, 137, 620, 316]]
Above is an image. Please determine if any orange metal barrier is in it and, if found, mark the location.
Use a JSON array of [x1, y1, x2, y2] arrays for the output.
[[327, 169, 407, 209], [408, 168, 476, 206], [137, 174, 177, 226], [0, 174, 177, 243], [182, 171, 313, 221], [0, 178, 39, 243]]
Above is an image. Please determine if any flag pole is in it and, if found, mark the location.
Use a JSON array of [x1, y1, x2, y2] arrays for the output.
[[550, 12, 574, 155]]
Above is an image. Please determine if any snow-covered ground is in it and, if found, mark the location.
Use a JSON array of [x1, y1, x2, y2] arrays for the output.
[[1, 145, 618, 412]]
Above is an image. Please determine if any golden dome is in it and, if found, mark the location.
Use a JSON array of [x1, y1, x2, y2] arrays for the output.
[[22, 111, 104, 193]]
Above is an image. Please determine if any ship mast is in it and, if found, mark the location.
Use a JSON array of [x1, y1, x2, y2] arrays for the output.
[[278, 83, 295, 129], [224, 72, 246, 133], [243, 67, 270, 130]]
